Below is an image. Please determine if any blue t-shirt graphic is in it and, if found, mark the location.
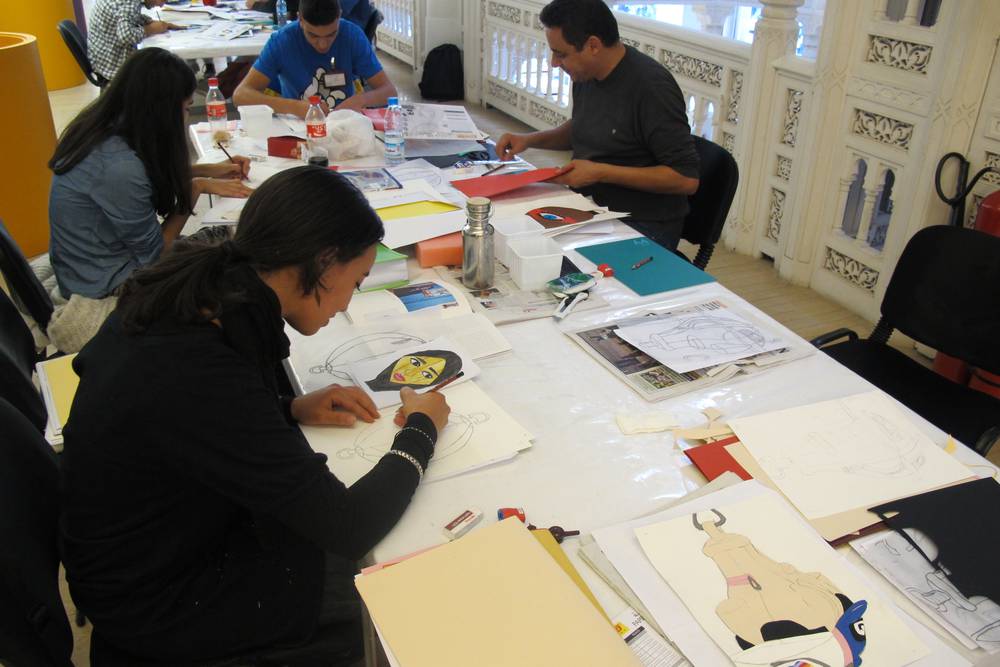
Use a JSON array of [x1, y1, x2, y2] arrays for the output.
[[253, 19, 381, 108]]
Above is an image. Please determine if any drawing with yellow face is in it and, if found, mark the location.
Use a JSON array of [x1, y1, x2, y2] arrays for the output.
[[364, 349, 463, 392]]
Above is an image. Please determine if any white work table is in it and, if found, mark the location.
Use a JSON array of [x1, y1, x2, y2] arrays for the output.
[[185, 118, 998, 666]]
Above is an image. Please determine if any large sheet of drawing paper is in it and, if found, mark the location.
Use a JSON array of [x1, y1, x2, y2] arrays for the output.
[[634, 492, 928, 667], [615, 308, 787, 373], [592, 482, 964, 667], [347, 336, 480, 409], [356, 519, 640, 667], [729, 391, 971, 519], [285, 312, 510, 395], [302, 381, 532, 484], [852, 529, 1000, 653]]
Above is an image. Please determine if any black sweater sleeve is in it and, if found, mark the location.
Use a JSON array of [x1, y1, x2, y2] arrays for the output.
[[161, 347, 438, 562]]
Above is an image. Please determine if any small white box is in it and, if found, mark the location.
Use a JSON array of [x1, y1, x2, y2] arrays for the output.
[[508, 235, 563, 291], [493, 218, 544, 267], [238, 105, 273, 139]]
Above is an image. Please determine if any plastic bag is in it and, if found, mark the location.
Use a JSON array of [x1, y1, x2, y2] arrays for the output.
[[324, 110, 377, 160]]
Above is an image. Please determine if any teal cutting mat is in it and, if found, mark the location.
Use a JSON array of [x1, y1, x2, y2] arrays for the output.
[[576, 237, 715, 296]]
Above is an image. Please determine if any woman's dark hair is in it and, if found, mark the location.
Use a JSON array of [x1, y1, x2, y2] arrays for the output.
[[299, 0, 341, 25], [48, 48, 196, 216], [365, 350, 463, 392], [116, 166, 384, 333], [540, 0, 620, 50]]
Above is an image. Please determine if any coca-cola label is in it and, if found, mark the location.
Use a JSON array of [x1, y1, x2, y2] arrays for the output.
[[207, 103, 226, 120], [307, 123, 327, 139]]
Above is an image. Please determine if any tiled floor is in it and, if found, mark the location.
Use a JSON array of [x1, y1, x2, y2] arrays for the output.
[[51, 50, 991, 666]]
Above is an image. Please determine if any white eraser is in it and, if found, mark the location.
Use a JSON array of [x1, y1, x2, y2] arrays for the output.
[[442, 508, 483, 540]]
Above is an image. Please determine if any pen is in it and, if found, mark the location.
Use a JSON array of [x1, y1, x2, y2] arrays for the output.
[[482, 163, 506, 176], [631, 256, 653, 270], [216, 142, 247, 180], [420, 371, 465, 394]]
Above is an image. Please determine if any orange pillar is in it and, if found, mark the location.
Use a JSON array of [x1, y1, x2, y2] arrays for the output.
[[8, 0, 85, 90], [0, 34, 57, 257]]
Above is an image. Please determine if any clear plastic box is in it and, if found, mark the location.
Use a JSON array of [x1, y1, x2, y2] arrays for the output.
[[238, 105, 273, 139], [493, 218, 544, 267]]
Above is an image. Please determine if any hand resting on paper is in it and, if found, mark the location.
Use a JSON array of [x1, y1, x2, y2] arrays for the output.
[[393, 387, 450, 433], [194, 177, 255, 199], [193, 156, 252, 180], [551, 159, 604, 189], [291, 384, 381, 426]]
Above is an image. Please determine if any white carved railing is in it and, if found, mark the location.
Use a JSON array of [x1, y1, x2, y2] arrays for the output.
[[374, 0, 416, 66], [470, 0, 998, 323]]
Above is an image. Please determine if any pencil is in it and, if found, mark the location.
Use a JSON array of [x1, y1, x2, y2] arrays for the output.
[[421, 371, 465, 394], [216, 142, 246, 180], [482, 163, 506, 176]]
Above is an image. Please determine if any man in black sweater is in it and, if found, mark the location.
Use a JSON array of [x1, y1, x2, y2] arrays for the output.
[[497, 0, 699, 250]]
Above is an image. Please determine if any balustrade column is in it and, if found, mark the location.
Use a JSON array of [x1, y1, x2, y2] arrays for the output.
[[871, 0, 889, 21], [855, 184, 882, 248], [832, 174, 856, 233], [901, 0, 921, 25], [727, 0, 805, 254]]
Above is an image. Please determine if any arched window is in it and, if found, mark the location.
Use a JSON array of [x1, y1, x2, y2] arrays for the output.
[[703, 102, 715, 140], [841, 159, 867, 237]]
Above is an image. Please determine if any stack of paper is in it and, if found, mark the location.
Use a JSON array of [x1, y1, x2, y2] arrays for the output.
[[355, 518, 640, 666], [359, 244, 408, 292], [36, 353, 79, 450], [590, 481, 966, 666]]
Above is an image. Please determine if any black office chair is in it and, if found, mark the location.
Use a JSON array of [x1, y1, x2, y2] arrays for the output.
[[57, 19, 109, 89], [0, 287, 47, 432], [811, 225, 1000, 454], [364, 8, 384, 44], [0, 218, 55, 333], [0, 397, 73, 667], [678, 135, 739, 270]]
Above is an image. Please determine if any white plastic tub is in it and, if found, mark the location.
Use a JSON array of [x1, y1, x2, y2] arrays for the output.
[[508, 235, 563, 291], [493, 217, 544, 268], [238, 105, 273, 139]]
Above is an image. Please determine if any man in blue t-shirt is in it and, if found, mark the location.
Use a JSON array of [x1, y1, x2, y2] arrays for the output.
[[234, 0, 395, 118]]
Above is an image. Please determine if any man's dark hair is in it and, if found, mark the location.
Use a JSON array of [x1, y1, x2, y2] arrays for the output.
[[299, 0, 341, 25], [540, 0, 620, 50]]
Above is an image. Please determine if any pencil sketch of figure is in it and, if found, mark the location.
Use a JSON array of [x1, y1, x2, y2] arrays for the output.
[[309, 332, 427, 382], [337, 412, 490, 463], [762, 406, 926, 481], [692, 510, 868, 667], [644, 316, 767, 366], [875, 530, 1000, 650], [364, 349, 462, 392]]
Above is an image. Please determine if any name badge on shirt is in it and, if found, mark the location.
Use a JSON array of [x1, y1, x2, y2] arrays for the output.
[[324, 71, 347, 88]]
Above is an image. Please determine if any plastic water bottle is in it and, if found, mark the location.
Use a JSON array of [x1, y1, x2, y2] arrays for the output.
[[462, 197, 495, 289], [384, 96, 405, 166], [304, 95, 327, 159], [205, 77, 229, 142], [275, 0, 288, 26]]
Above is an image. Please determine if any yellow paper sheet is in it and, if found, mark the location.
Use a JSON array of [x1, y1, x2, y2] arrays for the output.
[[531, 529, 608, 621], [375, 200, 458, 221], [356, 519, 639, 667], [38, 353, 79, 428]]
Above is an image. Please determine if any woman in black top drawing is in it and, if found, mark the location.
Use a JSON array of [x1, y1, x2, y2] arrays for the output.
[[60, 166, 450, 663]]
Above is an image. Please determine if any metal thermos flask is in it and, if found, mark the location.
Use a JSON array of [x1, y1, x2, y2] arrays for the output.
[[462, 196, 495, 289]]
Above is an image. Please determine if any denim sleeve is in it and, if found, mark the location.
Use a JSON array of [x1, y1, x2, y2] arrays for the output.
[[90, 155, 163, 266]]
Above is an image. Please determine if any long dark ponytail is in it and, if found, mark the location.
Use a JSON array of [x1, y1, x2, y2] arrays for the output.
[[116, 166, 384, 333], [48, 48, 196, 216]]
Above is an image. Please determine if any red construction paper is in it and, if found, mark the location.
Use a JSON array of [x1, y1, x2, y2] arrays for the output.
[[450, 167, 565, 198], [684, 436, 752, 481]]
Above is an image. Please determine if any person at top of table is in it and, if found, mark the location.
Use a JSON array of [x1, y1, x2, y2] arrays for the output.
[[495, 0, 700, 251], [233, 0, 396, 118], [45, 48, 253, 353], [87, 0, 185, 81], [247, 0, 377, 38], [60, 166, 451, 663]]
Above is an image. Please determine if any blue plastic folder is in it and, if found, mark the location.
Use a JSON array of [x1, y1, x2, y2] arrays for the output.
[[576, 237, 715, 296]]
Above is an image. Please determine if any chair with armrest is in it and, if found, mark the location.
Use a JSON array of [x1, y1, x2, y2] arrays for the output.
[[811, 225, 1000, 455], [0, 218, 54, 333], [57, 19, 109, 89], [678, 135, 739, 270], [0, 396, 73, 667]]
